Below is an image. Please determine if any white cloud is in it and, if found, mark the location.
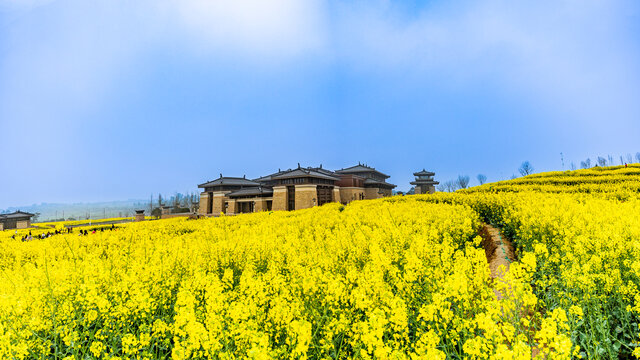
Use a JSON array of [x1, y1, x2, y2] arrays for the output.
[[168, 0, 328, 61], [329, 0, 640, 130], [1, 0, 638, 136]]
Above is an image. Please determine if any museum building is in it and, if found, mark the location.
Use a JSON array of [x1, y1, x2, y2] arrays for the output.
[[198, 163, 396, 216]]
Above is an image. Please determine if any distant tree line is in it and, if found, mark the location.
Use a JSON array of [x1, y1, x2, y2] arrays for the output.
[[148, 192, 200, 216], [437, 161, 534, 192], [577, 152, 640, 169], [435, 151, 640, 193]]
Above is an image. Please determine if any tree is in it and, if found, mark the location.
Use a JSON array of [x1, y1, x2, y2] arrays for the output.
[[570, 162, 576, 171], [172, 192, 181, 208], [443, 180, 458, 192], [636, 152, 640, 163], [518, 161, 534, 176], [477, 174, 487, 185], [456, 175, 470, 189], [620, 155, 625, 165], [626, 153, 633, 164], [581, 158, 591, 169], [607, 155, 614, 166], [597, 156, 607, 167]]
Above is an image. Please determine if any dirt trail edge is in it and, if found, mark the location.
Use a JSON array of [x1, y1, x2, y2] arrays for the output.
[[479, 224, 516, 299], [479, 224, 545, 357]]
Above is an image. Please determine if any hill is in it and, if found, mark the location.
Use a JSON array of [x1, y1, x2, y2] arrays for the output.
[[1, 165, 639, 359]]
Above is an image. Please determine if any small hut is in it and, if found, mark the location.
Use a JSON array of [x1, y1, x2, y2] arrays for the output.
[[0, 211, 35, 230]]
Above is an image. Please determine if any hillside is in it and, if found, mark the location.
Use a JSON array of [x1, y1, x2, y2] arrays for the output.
[[464, 163, 640, 196], [1, 165, 639, 359]]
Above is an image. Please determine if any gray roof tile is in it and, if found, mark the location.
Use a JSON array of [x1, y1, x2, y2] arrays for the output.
[[198, 177, 261, 188], [335, 164, 389, 178], [226, 187, 274, 197]]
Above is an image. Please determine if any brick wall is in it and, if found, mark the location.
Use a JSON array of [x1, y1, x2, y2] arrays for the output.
[[272, 186, 288, 211], [332, 187, 341, 204], [365, 187, 382, 199], [198, 192, 210, 215], [226, 199, 237, 215], [17, 220, 30, 229], [160, 213, 191, 220], [212, 192, 229, 216], [295, 184, 317, 210], [254, 198, 268, 212], [339, 187, 365, 203]]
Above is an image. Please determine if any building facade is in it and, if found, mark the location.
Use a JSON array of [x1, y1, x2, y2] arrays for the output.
[[0, 211, 34, 230], [198, 163, 396, 216]]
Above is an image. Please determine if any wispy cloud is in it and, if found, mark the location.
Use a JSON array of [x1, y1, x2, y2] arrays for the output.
[[1, 0, 639, 204], [329, 0, 640, 130], [169, 0, 327, 61]]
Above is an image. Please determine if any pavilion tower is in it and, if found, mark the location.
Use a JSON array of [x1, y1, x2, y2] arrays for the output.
[[411, 169, 439, 194]]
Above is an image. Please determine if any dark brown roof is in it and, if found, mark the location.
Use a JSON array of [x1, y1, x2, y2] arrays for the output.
[[410, 180, 440, 186], [271, 167, 340, 181], [335, 164, 389, 178], [253, 170, 287, 182], [413, 169, 435, 176], [226, 187, 274, 198], [0, 211, 35, 220], [255, 165, 336, 182], [364, 178, 397, 188], [198, 176, 261, 188]]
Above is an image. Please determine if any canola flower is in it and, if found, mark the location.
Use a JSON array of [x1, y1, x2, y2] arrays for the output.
[[2, 164, 639, 358], [34, 217, 136, 228]]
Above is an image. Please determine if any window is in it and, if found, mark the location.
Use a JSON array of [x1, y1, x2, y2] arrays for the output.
[[287, 186, 295, 211], [317, 186, 333, 206]]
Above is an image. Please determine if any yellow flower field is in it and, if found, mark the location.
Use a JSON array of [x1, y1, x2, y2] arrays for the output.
[[33, 217, 136, 228], [1, 165, 639, 359]]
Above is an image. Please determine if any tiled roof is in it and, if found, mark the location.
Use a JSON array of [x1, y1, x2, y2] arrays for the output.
[[198, 176, 261, 188], [410, 180, 440, 186], [271, 167, 340, 181], [364, 178, 397, 188], [0, 211, 35, 220], [413, 169, 435, 176], [226, 187, 274, 198], [253, 170, 286, 182], [335, 164, 389, 178]]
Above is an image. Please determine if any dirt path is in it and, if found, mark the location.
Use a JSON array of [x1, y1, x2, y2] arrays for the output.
[[479, 224, 516, 299], [479, 225, 545, 357]]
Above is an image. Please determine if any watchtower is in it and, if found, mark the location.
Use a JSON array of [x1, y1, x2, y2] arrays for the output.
[[410, 169, 439, 194]]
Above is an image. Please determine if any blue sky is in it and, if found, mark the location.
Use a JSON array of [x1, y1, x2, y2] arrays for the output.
[[1, 0, 639, 206]]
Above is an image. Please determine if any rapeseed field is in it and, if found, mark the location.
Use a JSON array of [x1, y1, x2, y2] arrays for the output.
[[1, 165, 639, 359]]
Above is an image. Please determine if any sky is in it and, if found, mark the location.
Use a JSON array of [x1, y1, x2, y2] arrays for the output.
[[1, 0, 639, 206]]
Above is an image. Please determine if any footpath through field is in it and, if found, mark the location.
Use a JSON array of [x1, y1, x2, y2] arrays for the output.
[[479, 224, 516, 299], [479, 224, 547, 357]]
